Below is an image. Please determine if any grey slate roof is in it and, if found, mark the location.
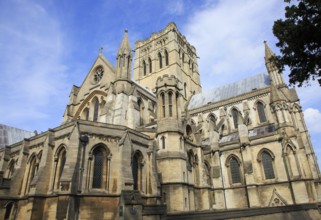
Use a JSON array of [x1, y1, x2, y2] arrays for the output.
[[0, 124, 35, 148], [188, 73, 271, 110]]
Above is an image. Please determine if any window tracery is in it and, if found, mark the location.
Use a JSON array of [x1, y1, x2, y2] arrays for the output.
[[88, 144, 111, 190], [257, 101, 267, 123], [93, 97, 99, 122], [230, 157, 241, 183]]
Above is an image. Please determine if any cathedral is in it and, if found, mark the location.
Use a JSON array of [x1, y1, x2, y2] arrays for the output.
[[0, 22, 321, 220]]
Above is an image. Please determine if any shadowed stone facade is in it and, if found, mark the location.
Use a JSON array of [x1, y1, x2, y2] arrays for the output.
[[0, 22, 320, 220]]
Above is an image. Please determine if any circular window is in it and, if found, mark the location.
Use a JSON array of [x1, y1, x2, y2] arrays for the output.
[[92, 67, 104, 84]]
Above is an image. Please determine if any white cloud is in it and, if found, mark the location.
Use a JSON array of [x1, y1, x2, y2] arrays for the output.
[[295, 84, 321, 107], [0, 0, 69, 130], [166, 0, 184, 15], [304, 108, 321, 133], [183, 0, 285, 88]]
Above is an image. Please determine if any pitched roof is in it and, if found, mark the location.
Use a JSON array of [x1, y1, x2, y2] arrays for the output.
[[188, 73, 271, 110]]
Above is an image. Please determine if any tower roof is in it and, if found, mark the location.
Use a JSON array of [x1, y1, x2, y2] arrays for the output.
[[118, 30, 131, 55], [264, 41, 275, 63]]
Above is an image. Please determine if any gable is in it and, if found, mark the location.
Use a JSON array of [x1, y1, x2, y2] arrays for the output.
[[75, 54, 116, 104]]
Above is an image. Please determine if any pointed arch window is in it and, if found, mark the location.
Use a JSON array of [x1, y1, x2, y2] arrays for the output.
[[168, 92, 173, 117], [89, 145, 110, 190], [161, 136, 166, 149], [158, 52, 163, 69], [25, 155, 37, 194], [257, 101, 267, 123], [208, 114, 216, 131], [148, 57, 152, 73], [165, 50, 169, 66], [132, 151, 144, 190], [230, 157, 241, 184], [161, 93, 165, 117], [138, 99, 144, 125], [186, 125, 193, 141], [93, 98, 99, 122], [262, 151, 275, 179], [93, 148, 104, 188], [204, 162, 212, 186], [187, 150, 194, 171], [4, 202, 17, 220], [53, 148, 66, 190], [143, 60, 147, 76], [231, 108, 239, 129], [286, 146, 299, 177], [6, 161, 15, 179]]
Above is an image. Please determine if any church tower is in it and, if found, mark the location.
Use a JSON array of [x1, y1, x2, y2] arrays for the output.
[[133, 22, 201, 103], [155, 74, 188, 212]]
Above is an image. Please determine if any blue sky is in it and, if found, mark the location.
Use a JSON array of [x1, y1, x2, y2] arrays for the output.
[[1, 0, 321, 166]]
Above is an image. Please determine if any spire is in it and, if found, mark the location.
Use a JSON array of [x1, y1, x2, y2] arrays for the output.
[[118, 30, 131, 55], [264, 41, 285, 87], [264, 41, 274, 64], [116, 30, 132, 80]]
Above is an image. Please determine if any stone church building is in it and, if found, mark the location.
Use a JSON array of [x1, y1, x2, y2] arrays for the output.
[[0, 22, 321, 219]]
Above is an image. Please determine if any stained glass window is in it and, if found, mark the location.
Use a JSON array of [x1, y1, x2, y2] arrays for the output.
[[232, 108, 238, 129], [93, 149, 103, 188], [93, 98, 99, 122], [230, 157, 241, 183], [262, 152, 275, 179], [168, 92, 173, 117], [257, 102, 267, 123]]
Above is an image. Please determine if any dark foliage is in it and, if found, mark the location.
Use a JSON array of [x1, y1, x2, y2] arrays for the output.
[[273, 0, 321, 86]]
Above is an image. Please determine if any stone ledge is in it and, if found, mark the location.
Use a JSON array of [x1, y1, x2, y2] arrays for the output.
[[167, 203, 320, 220]]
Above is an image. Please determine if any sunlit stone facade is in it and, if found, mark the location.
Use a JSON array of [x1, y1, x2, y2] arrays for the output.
[[1, 22, 320, 220]]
